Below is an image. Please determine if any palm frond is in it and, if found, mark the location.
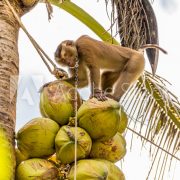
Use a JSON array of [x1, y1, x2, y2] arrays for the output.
[[120, 72, 180, 179], [110, 0, 159, 74]]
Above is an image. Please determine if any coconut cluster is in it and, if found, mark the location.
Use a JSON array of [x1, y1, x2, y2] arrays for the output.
[[15, 80, 128, 179]]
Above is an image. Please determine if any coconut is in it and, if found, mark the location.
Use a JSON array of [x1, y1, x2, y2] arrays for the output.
[[16, 117, 59, 158], [67, 159, 108, 179], [16, 158, 58, 180], [15, 148, 29, 166], [90, 132, 126, 162], [97, 159, 125, 180], [55, 125, 92, 164], [40, 80, 82, 125], [78, 98, 120, 141], [68, 159, 125, 180], [118, 107, 128, 134]]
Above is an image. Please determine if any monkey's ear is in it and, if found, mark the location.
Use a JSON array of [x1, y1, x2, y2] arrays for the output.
[[55, 44, 62, 58], [66, 40, 75, 46]]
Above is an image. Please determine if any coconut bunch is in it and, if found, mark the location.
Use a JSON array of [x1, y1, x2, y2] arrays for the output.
[[15, 80, 128, 179]]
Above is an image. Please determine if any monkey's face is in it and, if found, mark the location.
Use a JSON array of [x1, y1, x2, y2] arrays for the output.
[[55, 40, 78, 68]]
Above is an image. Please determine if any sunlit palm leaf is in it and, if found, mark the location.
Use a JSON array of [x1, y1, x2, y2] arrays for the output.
[[49, 0, 119, 44]]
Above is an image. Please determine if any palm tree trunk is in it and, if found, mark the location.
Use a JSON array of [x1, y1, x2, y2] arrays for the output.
[[0, 0, 38, 179]]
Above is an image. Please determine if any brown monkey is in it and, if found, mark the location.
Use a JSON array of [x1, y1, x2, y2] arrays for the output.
[[54, 35, 167, 101]]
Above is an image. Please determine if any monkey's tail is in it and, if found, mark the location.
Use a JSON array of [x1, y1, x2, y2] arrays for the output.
[[139, 44, 168, 54]]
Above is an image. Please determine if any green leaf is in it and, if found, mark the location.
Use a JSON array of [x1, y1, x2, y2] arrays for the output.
[[49, 0, 119, 44]]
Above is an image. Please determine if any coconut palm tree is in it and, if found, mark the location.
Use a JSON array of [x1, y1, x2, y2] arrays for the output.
[[0, 0, 179, 179], [0, 0, 38, 179]]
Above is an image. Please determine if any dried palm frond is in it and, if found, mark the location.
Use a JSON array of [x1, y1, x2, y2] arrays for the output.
[[109, 0, 159, 75]]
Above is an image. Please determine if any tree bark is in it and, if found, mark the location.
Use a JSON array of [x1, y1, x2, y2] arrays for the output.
[[0, 0, 38, 179]]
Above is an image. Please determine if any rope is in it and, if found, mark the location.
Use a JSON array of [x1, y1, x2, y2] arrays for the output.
[[4, 0, 67, 79], [74, 57, 79, 180]]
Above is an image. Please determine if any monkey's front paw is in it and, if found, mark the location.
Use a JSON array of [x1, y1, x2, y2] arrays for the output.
[[53, 68, 68, 79]]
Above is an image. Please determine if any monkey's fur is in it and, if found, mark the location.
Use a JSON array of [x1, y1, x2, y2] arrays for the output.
[[55, 35, 167, 101]]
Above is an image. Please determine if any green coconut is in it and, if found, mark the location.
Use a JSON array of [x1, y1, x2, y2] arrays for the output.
[[16, 158, 58, 180], [15, 148, 29, 166], [90, 133, 126, 162], [78, 98, 120, 141], [55, 125, 92, 164], [67, 159, 108, 180], [68, 159, 125, 180], [118, 107, 128, 134], [97, 159, 125, 180], [16, 117, 59, 158], [40, 80, 82, 125]]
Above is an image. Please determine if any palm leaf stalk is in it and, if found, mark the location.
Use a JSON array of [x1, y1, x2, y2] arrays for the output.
[[49, 0, 119, 44]]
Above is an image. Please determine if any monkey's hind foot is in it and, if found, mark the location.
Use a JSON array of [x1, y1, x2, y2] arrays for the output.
[[106, 94, 120, 102], [90, 89, 107, 101]]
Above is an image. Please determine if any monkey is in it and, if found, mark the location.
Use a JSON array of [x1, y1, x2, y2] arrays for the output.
[[54, 35, 167, 101]]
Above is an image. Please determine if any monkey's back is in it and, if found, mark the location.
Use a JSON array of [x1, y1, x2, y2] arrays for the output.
[[76, 35, 139, 70]]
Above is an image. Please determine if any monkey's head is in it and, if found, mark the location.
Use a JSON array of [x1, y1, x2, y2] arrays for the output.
[[55, 40, 78, 68]]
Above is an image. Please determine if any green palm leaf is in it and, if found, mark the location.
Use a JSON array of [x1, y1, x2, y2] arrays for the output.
[[49, 0, 118, 44], [122, 73, 180, 179]]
